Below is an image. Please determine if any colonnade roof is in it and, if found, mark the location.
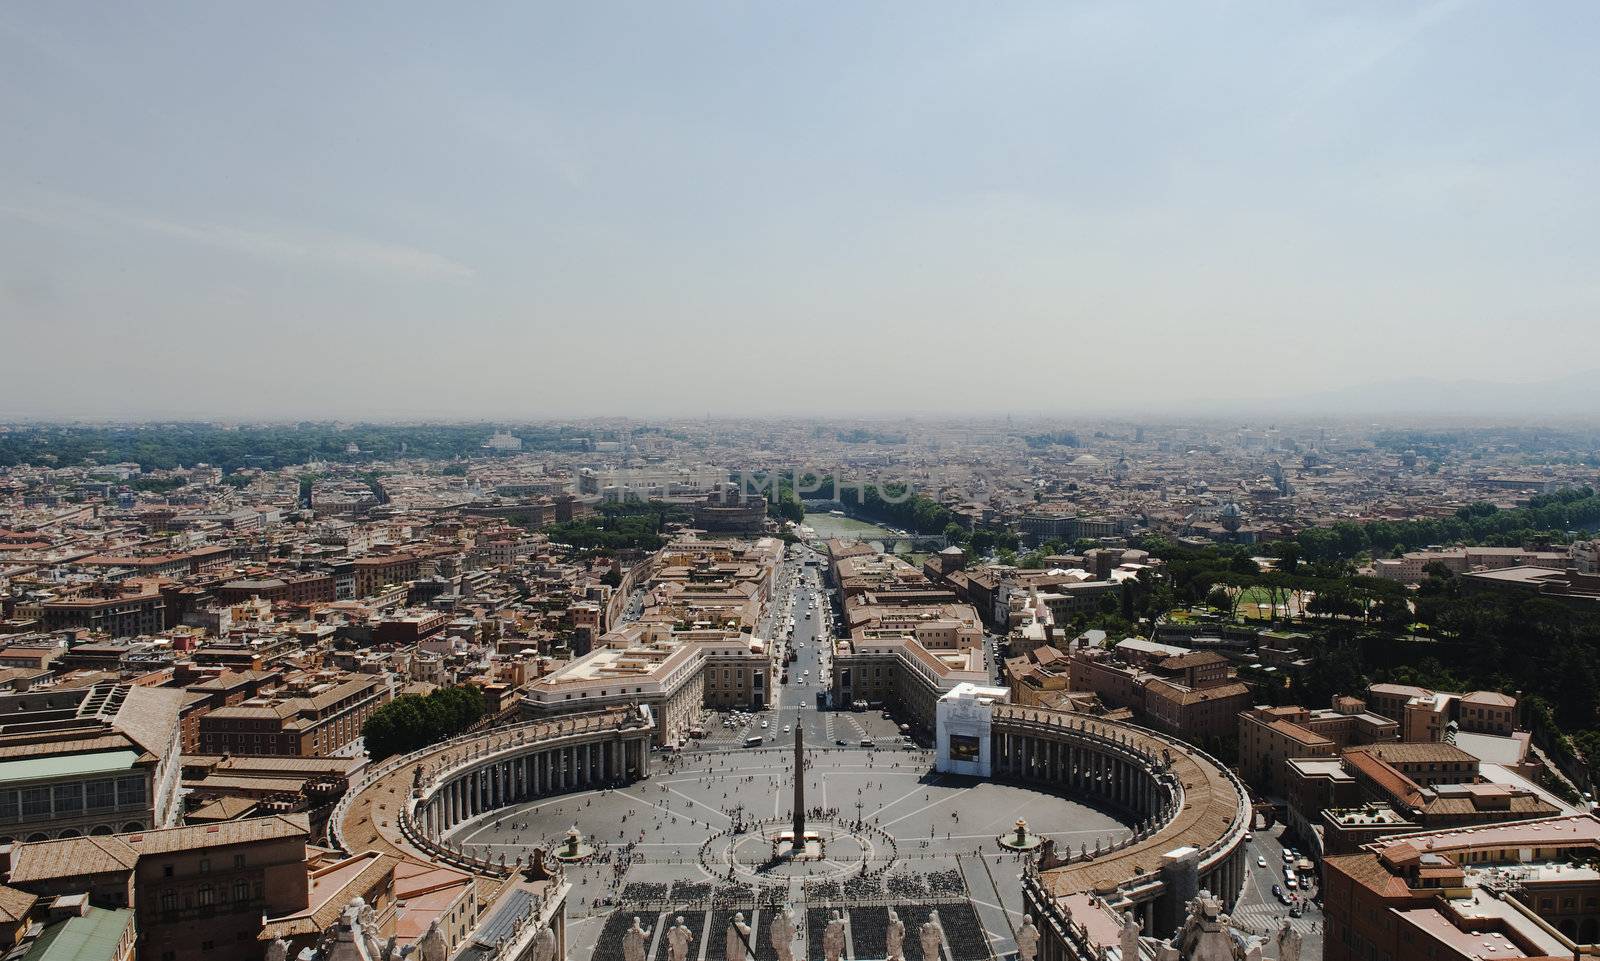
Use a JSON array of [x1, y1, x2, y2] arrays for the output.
[[335, 707, 645, 892], [994, 706, 1246, 898]]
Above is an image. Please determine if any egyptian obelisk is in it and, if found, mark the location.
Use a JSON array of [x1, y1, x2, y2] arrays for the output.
[[792, 725, 805, 844]]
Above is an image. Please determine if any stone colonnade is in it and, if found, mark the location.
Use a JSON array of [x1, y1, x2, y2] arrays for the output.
[[993, 714, 1250, 945], [421, 733, 652, 836]]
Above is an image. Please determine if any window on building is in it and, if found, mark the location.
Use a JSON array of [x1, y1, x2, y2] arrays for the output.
[[85, 779, 116, 810], [198, 884, 214, 906], [116, 777, 146, 807], [20, 787, 50, 819], [52, 783, 82, 815], [234, 880, 249, 902]]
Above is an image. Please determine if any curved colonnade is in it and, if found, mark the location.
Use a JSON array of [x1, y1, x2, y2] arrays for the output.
[[333, 701, 1246, 954], [331, 706, 653, 878], [994, 706, 1251, 959]]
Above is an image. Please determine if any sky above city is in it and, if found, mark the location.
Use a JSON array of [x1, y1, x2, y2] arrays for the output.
[[2, 2, 1597, 420]]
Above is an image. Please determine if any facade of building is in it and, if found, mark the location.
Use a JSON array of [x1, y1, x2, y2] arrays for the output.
[[1237, 698, 1398, 795], [1323, 814, 1600, 959], [5, 814, 312, 961], [1066, 645, 1251, 746], [40, 585, 167, 637], [0, 683, 185, 842], [199, 675, 391, 757]]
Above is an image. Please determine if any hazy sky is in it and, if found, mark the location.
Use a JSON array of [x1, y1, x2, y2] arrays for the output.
[[2, 2, 1597, 420]]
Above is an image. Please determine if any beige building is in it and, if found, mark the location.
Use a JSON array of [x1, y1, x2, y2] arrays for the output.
[[1237, 698, 1397, 795], [199, 673, 391, 757], [0, 683, 185, 842], [1366, 682, 1520, 741], [6, 814, 312, 961], [1372, 545, 1570, 583], [1066, 644, 1251, 747], [523, 622, 769, 745]]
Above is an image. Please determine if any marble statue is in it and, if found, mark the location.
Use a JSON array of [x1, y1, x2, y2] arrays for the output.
[[1120, 911, 1140, 961], [823, 910, 846, 961], [1274, 919, 1302, 961], [1171, 891, 1248, 961], [343, 897, 384, 960], [886, 907, 906, 961], [1016, 914, 1039, 961], [265, 939, 289, 961], [771, 905, 797, 961], [667, 916, 696, 961], [534, 923, 559, 961], [727, 912, 753, 961], [624, 916, 653, 961], [919, 911, 943, 961], [417, 919, 448, 961]]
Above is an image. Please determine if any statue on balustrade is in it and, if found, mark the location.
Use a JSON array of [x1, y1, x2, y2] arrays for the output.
[[726, 912, 753, 961], [918, 911, 943, 961], [624, 916, 652, 961], [885, 906, 906, 961], [770, 905, 797, 961], [1016, 914, 1039, 961], [667, 916, 695, 961]]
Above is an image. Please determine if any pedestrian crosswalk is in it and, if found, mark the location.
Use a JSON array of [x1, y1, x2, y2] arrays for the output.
[[1226, 902, 1318, 941]]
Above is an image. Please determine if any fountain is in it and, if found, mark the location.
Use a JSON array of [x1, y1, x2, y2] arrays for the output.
[[998, 817, 1045, 851]]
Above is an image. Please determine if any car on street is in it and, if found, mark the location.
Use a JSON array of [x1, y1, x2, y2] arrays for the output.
[[1257, 856, 1267, 868], [835, 738, 847, 746]]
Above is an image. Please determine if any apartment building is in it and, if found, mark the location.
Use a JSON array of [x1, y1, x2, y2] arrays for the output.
[[1371, 545, 1570, 583], [1067, 643, 1251, 745], [40, 583, 167, 638], [0, 683, 185, 842], [522, 622, 768, 743], [351, 554, 424, 598], [1366, 683, 1520, 740], [1237, 698, 1398, 795], [1323, 815, 1600, 959], [198, 674, 390, 757], [212, 572, 336, 606], [5, 814, 312, 961]]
